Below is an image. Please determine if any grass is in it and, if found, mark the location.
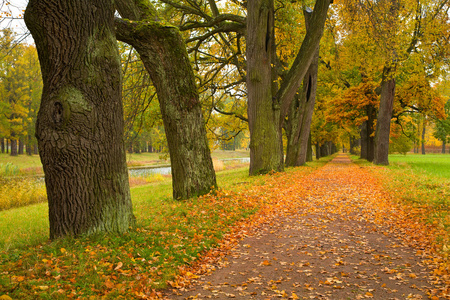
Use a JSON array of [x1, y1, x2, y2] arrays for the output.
[[351, 153, 450, 256], [0, 156, 332, 299], [388, 154, 450, 179]]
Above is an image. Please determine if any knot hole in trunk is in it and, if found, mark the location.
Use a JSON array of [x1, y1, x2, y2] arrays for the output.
[[53, 102, 64, 125]]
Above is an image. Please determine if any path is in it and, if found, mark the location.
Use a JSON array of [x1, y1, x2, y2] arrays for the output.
[[166, 154, 447, 299]]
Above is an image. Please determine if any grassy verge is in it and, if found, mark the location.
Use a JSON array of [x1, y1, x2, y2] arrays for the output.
[[351, 154, 450, 255], [0, 157, 332, 299]]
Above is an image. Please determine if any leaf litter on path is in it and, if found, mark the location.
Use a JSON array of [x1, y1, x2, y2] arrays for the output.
[[167, 154, 449, 299]]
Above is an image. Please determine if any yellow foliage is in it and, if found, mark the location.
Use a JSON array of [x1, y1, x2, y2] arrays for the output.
[[0, 178, 47, 211]]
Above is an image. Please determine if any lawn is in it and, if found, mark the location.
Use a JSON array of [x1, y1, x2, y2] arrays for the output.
[[352, 153, 450, 257], [388, 154, 450, 179]]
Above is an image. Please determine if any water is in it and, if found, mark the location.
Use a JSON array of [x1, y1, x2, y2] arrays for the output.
[[128, 157, 250, 177]]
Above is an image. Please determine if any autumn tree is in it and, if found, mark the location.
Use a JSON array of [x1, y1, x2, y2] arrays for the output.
[[114, 0, 217, 200], [0, 29, 41, 156], [247, 0, 332, 174], [284, 8, 320, 167], [340, 0, 450, 165], [25, 0, 135, 238]]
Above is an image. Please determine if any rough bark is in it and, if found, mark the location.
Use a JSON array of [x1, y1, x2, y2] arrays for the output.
[[374, 66, 396, 165], [247, 0, 331, 175], [25, 0, 135, 239], [115, 0, 216, 199], [246, 0, 283, 175], [284, 9, 319, 167]]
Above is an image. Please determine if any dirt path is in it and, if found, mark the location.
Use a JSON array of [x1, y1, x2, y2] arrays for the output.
[[166, 154, 447, 299]]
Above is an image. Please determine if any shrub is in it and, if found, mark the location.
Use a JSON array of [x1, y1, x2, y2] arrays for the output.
[[0, 178, 47, 211]]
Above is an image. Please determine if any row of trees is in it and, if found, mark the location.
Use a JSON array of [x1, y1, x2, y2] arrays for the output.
[[0, 0, 448, 239]]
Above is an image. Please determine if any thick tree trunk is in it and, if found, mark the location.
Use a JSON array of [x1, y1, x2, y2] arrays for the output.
[[25, 0, 135, 239], [315, 143, 320, 160], [1, 138, 4, 153], [115, 1, 216, 199], [374, 66, 396, 165], [284, 10, 319, 167], [247, 0, 331, 175], [246, 0, 283, 175]]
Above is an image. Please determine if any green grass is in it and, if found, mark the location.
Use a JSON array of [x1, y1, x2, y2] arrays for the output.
[[0, 156, 331, 299], [388, 154, 450, 179], [351, 153, 450, 256]]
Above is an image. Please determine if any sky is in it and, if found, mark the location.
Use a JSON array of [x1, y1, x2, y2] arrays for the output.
[[0, 0, 33, 44]]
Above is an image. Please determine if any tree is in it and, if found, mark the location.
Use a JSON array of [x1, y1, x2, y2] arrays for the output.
[[433, 100, 450, 153], [340, 0, 450, 165], [0, 29, 39, 156], [24, 0, 135, 238], [247, 0, 332, 174], [114, 0, 217, 200], [284, 8, 320, 167]]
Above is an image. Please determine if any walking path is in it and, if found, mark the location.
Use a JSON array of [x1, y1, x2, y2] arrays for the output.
[[166, 154, 448, 299]]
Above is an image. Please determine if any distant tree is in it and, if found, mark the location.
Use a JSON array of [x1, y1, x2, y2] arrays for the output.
[[433, 100, 450, 153]]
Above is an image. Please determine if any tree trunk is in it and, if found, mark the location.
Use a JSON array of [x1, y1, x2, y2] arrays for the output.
[[366, 104, 376, 162], [306, 133, 313, 162], [246, 0, 283, 175], [18, 137, 24, 155], [1, 138, 4, 154], [284, 9, 319, 167], [33, 144, 38, 155], [421, 121, 426, 155], [374, 66, 396, 165], [115, 0, 216, 199], [315, 143, 320, 160], [25, 0, 135, 239], [247, 0, 331, 175], [6, 139, 9, 154], [443, 140, 446, 154], [320, 143, 329, 157], [10, 138, 18, 156], [360, 122, 368, 159], [26, 135, 32, 156]]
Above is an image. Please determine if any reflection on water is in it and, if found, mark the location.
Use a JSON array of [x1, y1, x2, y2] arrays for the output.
[[128, 157, 250, 176]]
